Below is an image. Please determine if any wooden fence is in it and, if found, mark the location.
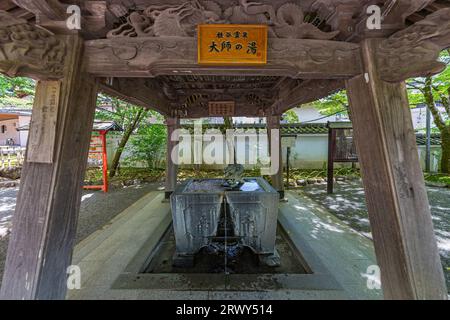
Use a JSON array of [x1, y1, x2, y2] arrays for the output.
[[0, 146, 26, 169]]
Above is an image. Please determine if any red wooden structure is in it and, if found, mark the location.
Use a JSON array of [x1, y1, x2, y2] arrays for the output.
[[84, 121, 122, 193]]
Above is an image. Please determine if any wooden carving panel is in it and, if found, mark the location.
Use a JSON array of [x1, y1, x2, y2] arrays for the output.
[[377, 8, 450, 82], [107, 1, 339, 40], [208, 101, 235, 116], [27, 80, 60, 163], [0, 10, 66, 79]]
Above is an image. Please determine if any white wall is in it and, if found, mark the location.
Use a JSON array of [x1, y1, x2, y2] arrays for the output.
[[283, 134, 329, 169], [0, 118, 20, 146], [410, 105, 448, 131], [18, 115, 30, 147], [291, 106, 350, 123], [109, 131, 438, 172], [417, 145, 441, 172]]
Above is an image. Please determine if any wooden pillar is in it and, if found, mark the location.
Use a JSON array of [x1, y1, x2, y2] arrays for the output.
[[266, 115, 284, 199], [165, 117, 179, 199], [327, 126, 335, 194], [0, 35, 98, 300], [346, 39, 447, 299]]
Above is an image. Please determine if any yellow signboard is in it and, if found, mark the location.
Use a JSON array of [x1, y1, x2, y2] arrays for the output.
[[198, 24, 267, 65]]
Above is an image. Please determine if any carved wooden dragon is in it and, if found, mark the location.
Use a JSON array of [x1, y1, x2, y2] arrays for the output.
[[107, 0, 339, 40]]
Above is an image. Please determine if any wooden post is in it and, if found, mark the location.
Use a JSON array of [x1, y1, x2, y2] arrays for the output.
[[267, 115, 284, 199], [101, 130, 109, 192], [165, 117, 179, 199], [0, 35, 98, 300], [327, 125, 336, 194], [346, 39, 447, 299]]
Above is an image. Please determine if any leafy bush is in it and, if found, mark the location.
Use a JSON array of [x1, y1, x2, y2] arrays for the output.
[[128, 124, 167, 168]]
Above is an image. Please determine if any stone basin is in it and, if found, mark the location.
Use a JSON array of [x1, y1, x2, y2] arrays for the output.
[[170, 177, 280, 267]]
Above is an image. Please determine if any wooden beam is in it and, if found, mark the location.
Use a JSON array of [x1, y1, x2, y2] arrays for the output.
[[12, 0, 66, 20], [377, 7, 450, 82], [267, 115, 283, 199], [175, 102, 269, 119], [345, 39, 447, 300], [172, 88, 274, 97], [273, 79, 345, 114], [173, 92, 271, 118], [177, 78, 345, 118], [347, 0, 438, 42], [84, 37, 362, 79], [167, 80, 279, 89], [0, 35, 98, 300], [98, 78, 171, 116], [0, 1, 16, 11]]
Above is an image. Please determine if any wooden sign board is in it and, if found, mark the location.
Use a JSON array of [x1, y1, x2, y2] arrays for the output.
[[87, 133, 103, 166], [208, 101, 235, 116], [27, 80, 60, 163], [198, 24, 267, 65]]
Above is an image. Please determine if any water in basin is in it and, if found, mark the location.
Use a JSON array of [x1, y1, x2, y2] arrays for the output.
[[184, 179, 264, 193]]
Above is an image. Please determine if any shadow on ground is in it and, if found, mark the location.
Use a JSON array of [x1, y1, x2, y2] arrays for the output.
[[0, 182, 163, 287], [302, 180, 450, 293]]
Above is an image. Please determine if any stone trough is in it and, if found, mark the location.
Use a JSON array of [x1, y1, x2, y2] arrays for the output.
[[170, 178, 280, 268]]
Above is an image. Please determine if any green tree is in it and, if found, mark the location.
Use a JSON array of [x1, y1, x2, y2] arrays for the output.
[[96, 95, 149, 177], [282, 109, 299, 123], [311, 90, 349, 117], [306, 51, 450, 173], [407, 51, 450, 173], [128, 123, 167, 168], [0, 75, 35, 108]]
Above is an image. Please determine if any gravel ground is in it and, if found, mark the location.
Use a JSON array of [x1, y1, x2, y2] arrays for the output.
[[1, 179, 448, 293], [302, 180, 450, 293], [0, 182, 162, 287]]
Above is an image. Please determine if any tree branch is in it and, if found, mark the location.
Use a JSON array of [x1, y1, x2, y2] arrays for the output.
[[424, 77, 447, 131], [440, 88, 450, 116]]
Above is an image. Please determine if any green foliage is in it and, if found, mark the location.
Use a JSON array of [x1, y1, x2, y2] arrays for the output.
[[289, 168, 360, 180], [311, 90, 349, 116], [0, 74, 35, 108], [95, 93, 167, 171], [424, 174, 450, 186], [407, 50, 450, 109], [85, 167, 165, 185], [127, 124, 167, 168], [282, 109, 299, 123], [95, 94, 151, 128]]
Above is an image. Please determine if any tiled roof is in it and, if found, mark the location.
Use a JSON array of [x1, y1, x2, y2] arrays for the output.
[[92, 121, 123, 132], [281, 123, 328, 135], [12, 120, 443, 146], [180, 123, 329, 135], [0, 109, 32, 116], [415, 134, 441, 146], [181, 123, 442, 146], [17, 121, 123, 132]]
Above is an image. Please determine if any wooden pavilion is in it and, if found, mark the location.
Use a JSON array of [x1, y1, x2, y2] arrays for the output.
[[0, 0, 449, 300]]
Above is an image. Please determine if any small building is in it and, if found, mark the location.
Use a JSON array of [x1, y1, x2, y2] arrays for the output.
[[0, 109, 32, 147]]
